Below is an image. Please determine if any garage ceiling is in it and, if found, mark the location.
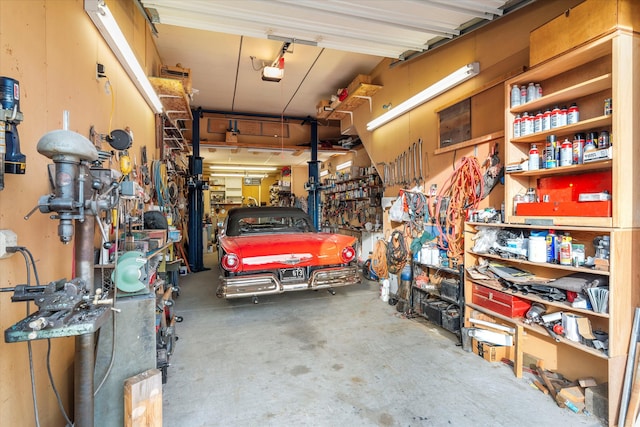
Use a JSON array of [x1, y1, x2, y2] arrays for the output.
[[139, 0, 529, 171]]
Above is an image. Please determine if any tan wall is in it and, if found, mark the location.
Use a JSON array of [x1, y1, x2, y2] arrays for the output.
[[355, 0, 584, 212], [0, 0, 588, 425], [0, 0, 159, 425]]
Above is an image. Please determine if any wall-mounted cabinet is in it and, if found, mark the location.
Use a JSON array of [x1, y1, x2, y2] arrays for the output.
[[503, 32, 640, 229]]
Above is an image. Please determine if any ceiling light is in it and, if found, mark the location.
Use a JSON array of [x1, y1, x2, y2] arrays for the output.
[[84, 0, 163, 114], [210, 173, 267, 178], [366, 62, 480, 131], [319, 170, 329, 177], [336, 160, 353, 171], [247, 147, 295, 153], [209, 165, 277, 171]]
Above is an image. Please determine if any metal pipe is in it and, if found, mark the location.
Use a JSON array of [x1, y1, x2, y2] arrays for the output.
[[196, 108, 312, 123], [74, 216, 96, 427], [618, 307, 640, 427], [75, 333, 95, 427]]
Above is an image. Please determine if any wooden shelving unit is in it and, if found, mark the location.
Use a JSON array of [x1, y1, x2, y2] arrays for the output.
[[465, 29, 640, 424]]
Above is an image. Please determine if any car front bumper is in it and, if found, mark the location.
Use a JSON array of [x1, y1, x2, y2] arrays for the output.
[[217, 265, 361, 299]]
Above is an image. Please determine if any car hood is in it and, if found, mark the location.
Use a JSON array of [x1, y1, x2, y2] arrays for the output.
[[220, 233, 357, 269]]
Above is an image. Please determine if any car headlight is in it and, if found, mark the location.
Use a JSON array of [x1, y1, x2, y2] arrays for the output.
[[341, 246, 356, 263], [221, 253, 241, 272]]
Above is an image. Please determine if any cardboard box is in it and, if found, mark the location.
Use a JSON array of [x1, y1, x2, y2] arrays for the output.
[[472, 338, 508, 362]]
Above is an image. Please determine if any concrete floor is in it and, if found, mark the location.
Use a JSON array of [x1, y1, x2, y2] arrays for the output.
[[162, 254, 603, 427]]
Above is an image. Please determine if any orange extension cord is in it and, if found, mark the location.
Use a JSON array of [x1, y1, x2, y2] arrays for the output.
[[434, 156, 484, 265]]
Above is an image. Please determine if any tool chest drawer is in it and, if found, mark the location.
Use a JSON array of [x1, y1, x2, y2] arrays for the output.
[[471, 283, 531, 318]]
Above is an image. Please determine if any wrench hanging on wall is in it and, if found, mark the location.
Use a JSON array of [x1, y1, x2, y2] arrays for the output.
[[407, 144, 413, 186], [417, 138, 424, 186]]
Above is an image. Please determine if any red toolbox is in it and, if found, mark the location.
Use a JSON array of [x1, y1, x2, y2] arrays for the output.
[[471, 283, 531, 318]]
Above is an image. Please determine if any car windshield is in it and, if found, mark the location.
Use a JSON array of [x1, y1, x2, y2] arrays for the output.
[[228, 214, 314, 236]]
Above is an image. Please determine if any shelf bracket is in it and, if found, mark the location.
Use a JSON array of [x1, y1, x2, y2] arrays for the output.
[[334, 110, 354, 128]]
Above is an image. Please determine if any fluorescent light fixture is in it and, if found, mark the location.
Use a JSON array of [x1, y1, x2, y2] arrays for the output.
[[262, 66, 284, 82], [319, 169, 329, 177], [366, 62, 480, 131], [210, 173, 267, 178], [336, 160, 353, 171], [247, 147, 295, 153], [209, 165, 277, 171], [85, 0, 163, 114]]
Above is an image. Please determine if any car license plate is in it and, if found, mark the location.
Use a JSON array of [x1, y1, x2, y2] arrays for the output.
[[280, 267, 306, 282]]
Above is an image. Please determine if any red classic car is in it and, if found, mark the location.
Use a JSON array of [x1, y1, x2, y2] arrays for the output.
[[216, 207, 361, 302]]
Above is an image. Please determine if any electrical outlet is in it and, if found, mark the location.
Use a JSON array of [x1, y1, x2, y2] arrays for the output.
[[96, 63, 106, 79], [0, 229, 17, 259]]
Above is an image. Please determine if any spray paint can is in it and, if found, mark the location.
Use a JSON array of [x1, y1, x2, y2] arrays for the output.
[[560, 139, 572, 166], [533, 111, 543, 133], [573, 133, 585, 164], [546, 229, 558, 263], [585, 132, 598, 152], [567, 103, 580, 124], [545, 135, 557, 169], [604, 98, 612, 116], [513, 114, 521, 138], [542, 108, 552, 131], [528, 144, 540, 170], [598, 131, 610, 149]]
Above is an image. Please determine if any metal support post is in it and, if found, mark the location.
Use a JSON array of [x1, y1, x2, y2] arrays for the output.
[[307, 120, 320, 229]]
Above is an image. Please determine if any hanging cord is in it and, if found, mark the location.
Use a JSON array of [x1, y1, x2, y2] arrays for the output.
[[11, 246, 75, 426], [404, 191, 426, 237], [152, 160, 169, 208], [387, 230, 408, 274], [11, 248, 41, 427], [95, 200, 123, 397], [47, 339, 74, 427], [434, 156, 484, 265], [371, 238, 389, 279]]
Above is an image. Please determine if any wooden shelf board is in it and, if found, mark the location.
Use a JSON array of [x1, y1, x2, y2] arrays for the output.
[[327, 83, 382, 120], [510, 74, 612, 115], [505, 214, 613, 228], [466, 302, 609, 359], [511, 115, 612, 143], [466, 221, 613, 233], [507, 159, 612, 178], [467, 277, 610, 318], [434, 131, 504, 155]]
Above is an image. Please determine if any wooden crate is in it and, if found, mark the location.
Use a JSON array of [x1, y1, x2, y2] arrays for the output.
[[159, 64, 192, 94]]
